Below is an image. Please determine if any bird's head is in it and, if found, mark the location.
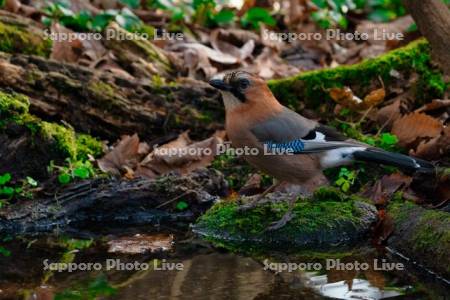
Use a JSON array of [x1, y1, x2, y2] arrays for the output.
[[209, 71, 280, 112]]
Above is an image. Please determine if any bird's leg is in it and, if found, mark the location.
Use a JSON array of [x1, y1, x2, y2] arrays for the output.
[[238, 180, 281, 211], [265, 194, 297, 231]]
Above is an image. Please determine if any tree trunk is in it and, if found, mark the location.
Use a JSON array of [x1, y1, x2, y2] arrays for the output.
[[403, 0, 450, 77]]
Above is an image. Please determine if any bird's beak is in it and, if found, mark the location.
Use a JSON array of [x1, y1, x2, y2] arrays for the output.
[[209, 79, 231, 91]]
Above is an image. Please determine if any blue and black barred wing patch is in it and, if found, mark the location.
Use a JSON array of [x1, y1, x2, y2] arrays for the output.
[[264, 140, 359, 154], [265, 140, 305, 153]]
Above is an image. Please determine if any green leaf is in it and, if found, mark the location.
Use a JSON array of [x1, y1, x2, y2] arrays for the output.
[[176, 201, 189, 211], [241, 7, 275, 29], [119, 0, 140, 8], [342, 181, 350, 192], [0, 173, 12, 185], [58, 173, 71, 185], [74, 167, 90, 179], [91, 13, 114, 31], [212, 10, 235, 25], [0, 0, 5, 8], [26, 176, 38, 187], [380, 133, 398, 144], [406, 22, 417, 33], [0, 246, 11, 257], [0, 187, 14, 197]]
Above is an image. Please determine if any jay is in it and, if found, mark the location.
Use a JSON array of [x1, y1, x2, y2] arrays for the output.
[[209, 71, 434, 230]]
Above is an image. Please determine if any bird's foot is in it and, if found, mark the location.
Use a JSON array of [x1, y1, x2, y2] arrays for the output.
[[237, 195, 264, 212], [265, 211, 294, 231]]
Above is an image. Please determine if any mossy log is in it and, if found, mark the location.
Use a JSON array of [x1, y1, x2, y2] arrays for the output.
[[103, 22, 175, 78], [0, 52, 223, 141], [387, 201, 450, 279], [0, 11, 51, 57], [0, 90, 103, 180], [0, 168, 227, 235], [194, 188, 378, 254], [268, 40, 448, 110]]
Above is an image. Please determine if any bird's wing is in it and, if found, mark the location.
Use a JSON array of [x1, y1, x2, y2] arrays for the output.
[[250, 107, 363, 153]]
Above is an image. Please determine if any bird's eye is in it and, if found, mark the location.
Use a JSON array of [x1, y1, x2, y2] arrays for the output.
[[238, 79, 250, 90]]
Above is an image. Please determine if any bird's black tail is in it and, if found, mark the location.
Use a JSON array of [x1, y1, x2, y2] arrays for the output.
[[353, 148, 435, 173]]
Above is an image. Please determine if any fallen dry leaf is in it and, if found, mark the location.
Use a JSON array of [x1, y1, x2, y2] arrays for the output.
[[50, 23, 83, 63], [412, 126, 450, 160], [107, 233, 173, 254], [97, 134, 149, 176], [330, 87, 386, 110], [363, 88, 385, 107], [391, 112, 443, 149], [210, 29, 255, 62], [415, 99, 450, 113], [136, 131, 224, 178], [374, 96, 406, 130], [329, 87, 363, 108], [364, 172, 412, 205], [4, 0, 21, 13]]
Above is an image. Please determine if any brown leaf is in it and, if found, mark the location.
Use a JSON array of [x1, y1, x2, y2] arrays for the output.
[[107, 234, 173, 254], [415, 99, 450, 113], [97, 134, 149, 176], [374, 98, 403, 130], [365, 173, 412, 205], [4, 0, 21, 13], [50, 23, 83, 63], [210, 29, 255, 62], [391, 112, 443, 149], [363, 88, 385, 107], [412, 126, 450, 160], [329, 87, 362, 108], [136, 131, 224, 178]]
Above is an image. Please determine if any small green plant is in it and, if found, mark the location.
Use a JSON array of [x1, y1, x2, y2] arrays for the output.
[[335, 167, 357, 192], [362, 133, 400, 152], [42, 1, 144, 32], [240, 7, 276, 29], [54, 275, 116, 300], [0, 173, 39, 205], [48, 159, 96, 185], [176, 200, 189, 211], [311, 0, 407, 29], [149, 0, 236, 27]]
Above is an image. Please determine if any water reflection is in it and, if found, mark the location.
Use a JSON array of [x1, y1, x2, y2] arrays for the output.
[[309, 274, 402, 299]]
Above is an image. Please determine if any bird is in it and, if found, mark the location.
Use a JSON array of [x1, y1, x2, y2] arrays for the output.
[[209, 71, 435, 230]]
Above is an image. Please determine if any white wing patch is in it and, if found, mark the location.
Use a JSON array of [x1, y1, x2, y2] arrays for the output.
[[320, 147, 367, 168], [314, 132, 326, 141]]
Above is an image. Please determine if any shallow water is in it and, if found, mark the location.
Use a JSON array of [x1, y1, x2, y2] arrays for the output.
[[0, 230, 448, 300]]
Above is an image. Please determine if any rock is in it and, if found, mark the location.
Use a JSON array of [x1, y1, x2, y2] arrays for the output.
[[194, 188, 378, 253]]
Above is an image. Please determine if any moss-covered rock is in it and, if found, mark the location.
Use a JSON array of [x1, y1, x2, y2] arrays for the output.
[[388, 201, 450, 278], [0, 20, 51, 56], [268, 40, 447, 109], [194, 189, 377, 254], [0, 90, 103, 179]]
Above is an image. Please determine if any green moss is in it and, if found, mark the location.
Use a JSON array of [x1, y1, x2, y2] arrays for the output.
[[0, 90, 103, 160], [88, 81, 116, 98], [0, 90, 29, 125], [196, 194, 376, 254], [268, 40, 446, 109], [0, 21, 52, 56], [76, 134, 104, 160], [388, 201, 450, 276]]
